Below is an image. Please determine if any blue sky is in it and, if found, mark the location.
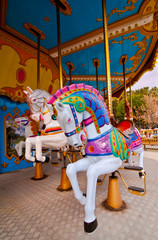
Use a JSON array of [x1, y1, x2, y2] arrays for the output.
[[131, 61, 158, 90]]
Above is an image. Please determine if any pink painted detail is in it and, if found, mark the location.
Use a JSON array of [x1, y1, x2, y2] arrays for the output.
[[77, 83, 85, 89], [93, 88, 99, 95], [85, 85, 93, 91], [68, 118, 71, 123], [99, 95, 104, 102], [40, 114, 43, 121], [62, 86, 69, 93], [55, 90, 63, 98], [47, 95, 56, 104], [81, 134, 86, 142], [69, 84, 77, 90]]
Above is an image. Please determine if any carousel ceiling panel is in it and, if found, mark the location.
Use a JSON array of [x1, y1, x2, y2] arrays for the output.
[[5, 0, 146, 49], [62, 30, 152, 76], [1, 0, 158, 97]]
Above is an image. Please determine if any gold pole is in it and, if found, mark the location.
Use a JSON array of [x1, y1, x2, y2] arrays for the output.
[[129, 79, 133, 115], [122, 57, 127, 101], [93, 59, 100, 91], [56, 6, 63, 89], [37, 33, 40, 89], [69, 64, 72, 85], [102, 0, 113, 116]]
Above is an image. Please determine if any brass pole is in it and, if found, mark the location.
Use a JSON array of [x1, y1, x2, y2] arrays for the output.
[[69, 64, 72, 85], [103, 89, 106, 101], [122, 57, 127, 101], [95, 61, 99, 91], [37, 33, 40, 89], [129, 79, 132, 113], [56, 5, 63, 89], [102, 0, 113, 116]]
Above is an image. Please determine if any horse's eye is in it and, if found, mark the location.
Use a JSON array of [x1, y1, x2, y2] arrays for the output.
[[32, 98, 36, 102]]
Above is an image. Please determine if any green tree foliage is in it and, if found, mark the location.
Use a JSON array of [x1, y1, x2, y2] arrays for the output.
[[112, 87, 158, 129]]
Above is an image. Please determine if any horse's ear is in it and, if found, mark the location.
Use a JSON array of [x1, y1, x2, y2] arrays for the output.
[[26, 86, 33, 95], [55, 102, 64, 112], [23, 90, 28, 95]]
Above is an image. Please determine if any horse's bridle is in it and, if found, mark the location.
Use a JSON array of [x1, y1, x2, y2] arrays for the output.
[[65, 105, 82, 137]]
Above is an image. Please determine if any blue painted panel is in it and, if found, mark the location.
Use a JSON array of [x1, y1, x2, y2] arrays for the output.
[[62, 31, 152, 77], [6, 0, 143, 49], [0, 96, 33, 173]]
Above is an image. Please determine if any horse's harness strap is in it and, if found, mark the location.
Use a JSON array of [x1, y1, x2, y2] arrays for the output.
[[65, 105, 81, 137], [83, 116, 93, 127]]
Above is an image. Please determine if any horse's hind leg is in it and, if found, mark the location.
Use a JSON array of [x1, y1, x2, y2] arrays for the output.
[[66, 158, 91, 205], [128, 153, 133, 166], [138, 149, 144, 169]]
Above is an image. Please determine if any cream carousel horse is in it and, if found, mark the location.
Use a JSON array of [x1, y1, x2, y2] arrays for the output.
[[48, 83, 144, 233], [24, 87, 68, 162]]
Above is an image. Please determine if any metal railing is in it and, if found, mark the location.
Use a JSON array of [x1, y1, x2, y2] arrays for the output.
[[141, 138, 158, 151]]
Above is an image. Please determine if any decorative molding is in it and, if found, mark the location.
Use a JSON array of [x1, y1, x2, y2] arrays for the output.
[[49, 13, 154, 58], [66, 75, 125, 83], [107, 0, 138, 21]]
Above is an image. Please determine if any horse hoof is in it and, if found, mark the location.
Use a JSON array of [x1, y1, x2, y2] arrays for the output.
[[19, 155, 25, 160], [84, 218, 98, 233], [45, 156, 50, 163]]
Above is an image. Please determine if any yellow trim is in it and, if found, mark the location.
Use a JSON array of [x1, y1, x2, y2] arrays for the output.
[[43, 109, 49, 115], [41, 130, 64, 136]]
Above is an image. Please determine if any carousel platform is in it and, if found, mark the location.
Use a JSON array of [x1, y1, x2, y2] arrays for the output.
[[0, 151, 158, 240]]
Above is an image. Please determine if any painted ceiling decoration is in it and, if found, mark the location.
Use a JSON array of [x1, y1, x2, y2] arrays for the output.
[[0, 0, 158, 99]]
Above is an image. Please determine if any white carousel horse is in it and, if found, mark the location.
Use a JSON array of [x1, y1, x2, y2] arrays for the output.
[[24, 87, 68, 162], [48, 83, 144, 233], [14, 116, 40, 159]]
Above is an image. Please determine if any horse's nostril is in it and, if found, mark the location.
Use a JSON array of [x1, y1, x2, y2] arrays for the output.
[[74, 143, 78, 147]]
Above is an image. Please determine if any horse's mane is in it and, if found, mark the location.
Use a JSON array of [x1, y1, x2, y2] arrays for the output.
[[48, 83, 110, 127], [31, 89, 53, 111], [48, 83, 107, 109], [33, 89, 50, 101]]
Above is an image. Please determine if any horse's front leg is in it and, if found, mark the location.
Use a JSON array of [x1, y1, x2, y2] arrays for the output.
[[84, 157, 122, 233], [36, 136, 46, 162], [66, 158, 91, 205], [25, 138, 36, 162], [18, 141, 25, 157]]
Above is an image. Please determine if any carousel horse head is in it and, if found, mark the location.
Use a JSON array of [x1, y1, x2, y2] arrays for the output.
[[15, 116, 29, 126], [24, 86, 52, 114], [48, 83, 110, 147]]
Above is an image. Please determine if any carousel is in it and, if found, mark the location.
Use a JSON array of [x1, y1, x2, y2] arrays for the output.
[[0, 0, 157, 236]]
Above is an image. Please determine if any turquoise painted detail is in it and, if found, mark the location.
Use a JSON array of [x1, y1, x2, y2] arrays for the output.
[[60, 95, 86, 113], [110, 128, 130, 160]]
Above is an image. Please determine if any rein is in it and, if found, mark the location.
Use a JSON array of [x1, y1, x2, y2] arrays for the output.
[[65, 105, 82, 137]]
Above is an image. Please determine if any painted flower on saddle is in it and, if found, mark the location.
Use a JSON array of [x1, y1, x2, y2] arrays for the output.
[[99, 135, 111, 151]]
